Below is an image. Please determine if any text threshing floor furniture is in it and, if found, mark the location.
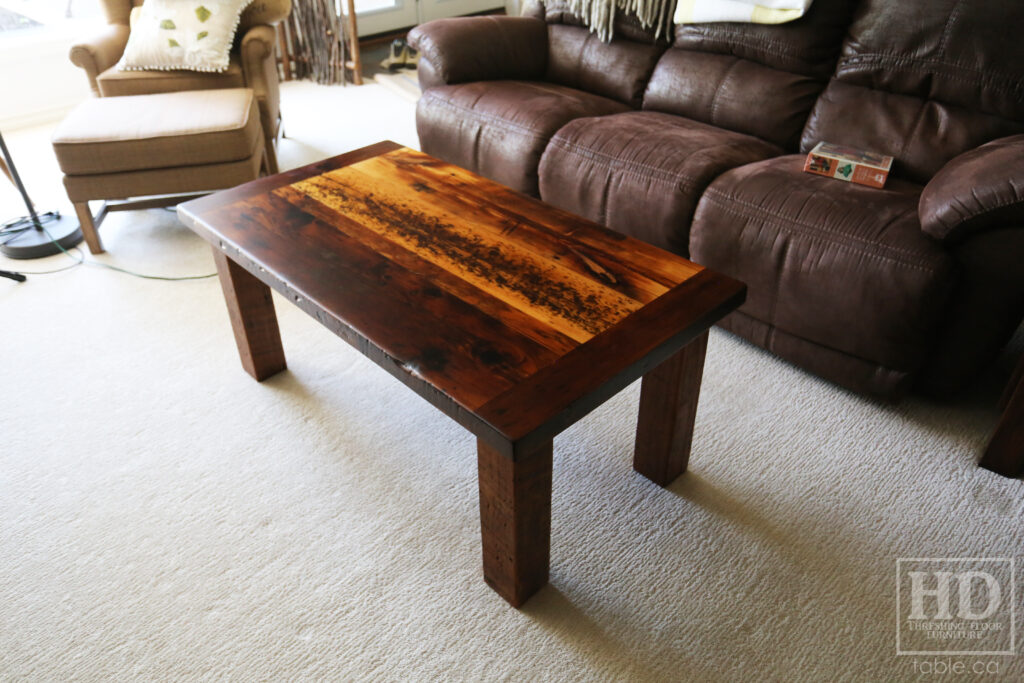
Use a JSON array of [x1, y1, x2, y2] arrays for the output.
[[178, 141, 746, 607]]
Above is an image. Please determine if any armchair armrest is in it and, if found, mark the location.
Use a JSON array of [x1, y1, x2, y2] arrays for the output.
[[240, 24, 282, 171], [240, 0, 291, 30], [919, 134, 1024, 243], [407, 16, 548, 91], [69, 23, 130, 95]]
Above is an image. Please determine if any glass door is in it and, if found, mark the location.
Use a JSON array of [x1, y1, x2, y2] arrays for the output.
[[419, 0, 505, 23], [352, 0, 505, 37], [352, 0, 419, 37]]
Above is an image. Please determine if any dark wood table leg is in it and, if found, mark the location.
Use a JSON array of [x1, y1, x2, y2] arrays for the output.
[[213, 248, 287, 381], [980, 354, 1024, 477], [633, 331, 709, 487], [477, 438, 552, 607]]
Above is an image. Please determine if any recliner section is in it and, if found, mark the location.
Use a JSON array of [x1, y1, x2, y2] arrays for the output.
[[538, 112, 782, 253], [689, 156, 955, 397]]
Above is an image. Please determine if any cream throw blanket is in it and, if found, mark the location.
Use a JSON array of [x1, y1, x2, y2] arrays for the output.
[[559, 0, 811, 42], [674, 0, 813, 24]]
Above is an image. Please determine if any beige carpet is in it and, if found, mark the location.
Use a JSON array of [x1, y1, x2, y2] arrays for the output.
[[374, 68, 421, 104], [2, 81, 1022, 682]]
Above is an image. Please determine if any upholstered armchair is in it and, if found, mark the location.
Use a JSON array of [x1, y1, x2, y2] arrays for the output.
[[69, 0, 291, 173]]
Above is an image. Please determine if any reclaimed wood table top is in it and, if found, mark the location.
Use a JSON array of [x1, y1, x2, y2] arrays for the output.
[[178, 141, 746, 458]]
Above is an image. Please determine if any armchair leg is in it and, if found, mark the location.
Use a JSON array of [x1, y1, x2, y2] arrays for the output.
[[263, 132, 279, 175], [73, 201, 103, 254]]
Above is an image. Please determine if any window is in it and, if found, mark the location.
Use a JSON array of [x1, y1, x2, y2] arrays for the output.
[[0, 0, 103, 36]]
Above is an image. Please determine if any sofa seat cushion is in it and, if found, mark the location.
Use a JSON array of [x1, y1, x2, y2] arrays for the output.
[[538, 111, 783, 254], [96, 54, 245, 97], [52, 88, 261, 175], [689, 155, 958, 397], [415, 80, 630, 195]]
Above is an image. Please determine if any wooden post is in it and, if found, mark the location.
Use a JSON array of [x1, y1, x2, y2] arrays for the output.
[[345, 0, 363, 85], [73, 202, 103, 254], [477, 438, 552, 607], [633, 332, 709, 486], [213, 248, 287, 381]]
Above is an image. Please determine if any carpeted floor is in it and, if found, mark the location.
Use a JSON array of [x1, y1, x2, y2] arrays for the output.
[[2, 81, 1022, 681]]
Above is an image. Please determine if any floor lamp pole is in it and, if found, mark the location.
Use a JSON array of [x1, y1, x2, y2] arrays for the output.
[[0, 129, 83, 259]]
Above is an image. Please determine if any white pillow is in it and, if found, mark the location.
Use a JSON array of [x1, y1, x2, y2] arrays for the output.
[[121, 0, 253, 73]]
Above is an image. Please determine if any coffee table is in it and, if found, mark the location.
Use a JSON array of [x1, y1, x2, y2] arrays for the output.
[[178, 141, 746, 607]]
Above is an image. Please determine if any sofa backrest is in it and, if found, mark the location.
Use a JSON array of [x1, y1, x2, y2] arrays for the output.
[[538, 0, 668, 109], [641, 0, 857, 150], [801, 0, 1024, 183]]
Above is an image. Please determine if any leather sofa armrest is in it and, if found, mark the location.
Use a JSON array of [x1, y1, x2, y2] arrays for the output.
[[407, 16, 548, 91], [919, 134, 1024, 243], [69, 24, 130, 95]]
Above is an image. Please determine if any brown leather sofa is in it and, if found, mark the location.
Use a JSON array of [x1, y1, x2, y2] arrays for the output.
[[409, 0, 1024, 399]]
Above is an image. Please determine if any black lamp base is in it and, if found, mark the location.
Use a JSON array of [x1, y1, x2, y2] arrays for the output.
[[0, 212, 83, 259]]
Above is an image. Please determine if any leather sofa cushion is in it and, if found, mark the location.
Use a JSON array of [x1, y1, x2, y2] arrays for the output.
[[538, 111, 782, 255], [97, 54, 245, 97], [643, 0, 856, 149], [643, 50, 822, 150], [52, 88, 261, 175], [802, 81, 1024, 184], [799, 0, 1024, 183], [690, 155, 957, 382], [671, 0, 857, 80], [415, 81, 629, 196], [832, 0, 1024, 122], [546, 24, 665, 108]]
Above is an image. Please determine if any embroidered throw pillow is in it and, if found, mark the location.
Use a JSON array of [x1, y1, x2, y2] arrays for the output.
[[121, 0, 253, 73]]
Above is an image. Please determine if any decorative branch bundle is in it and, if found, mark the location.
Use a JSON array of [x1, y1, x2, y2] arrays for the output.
[[282, 0, 349, 85]]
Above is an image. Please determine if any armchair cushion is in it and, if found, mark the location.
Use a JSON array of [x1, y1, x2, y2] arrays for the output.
[[408, 16, 548, 91], [121, 0, 252, 73], [52, 88, 261, 176], [97, 54, 244, 97], [919, 134, 1024, 243]]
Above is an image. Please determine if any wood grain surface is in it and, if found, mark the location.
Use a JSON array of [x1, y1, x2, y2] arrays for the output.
[[179, 143, 745, 458], [213, 248, 287, 381], [477, 437, 552, 607]]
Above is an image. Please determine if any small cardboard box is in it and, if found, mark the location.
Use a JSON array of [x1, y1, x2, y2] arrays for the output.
[[803, 141, 894, 188]]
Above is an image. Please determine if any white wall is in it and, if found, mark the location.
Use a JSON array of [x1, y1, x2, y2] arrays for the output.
[[0, 23, 96, 131]]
